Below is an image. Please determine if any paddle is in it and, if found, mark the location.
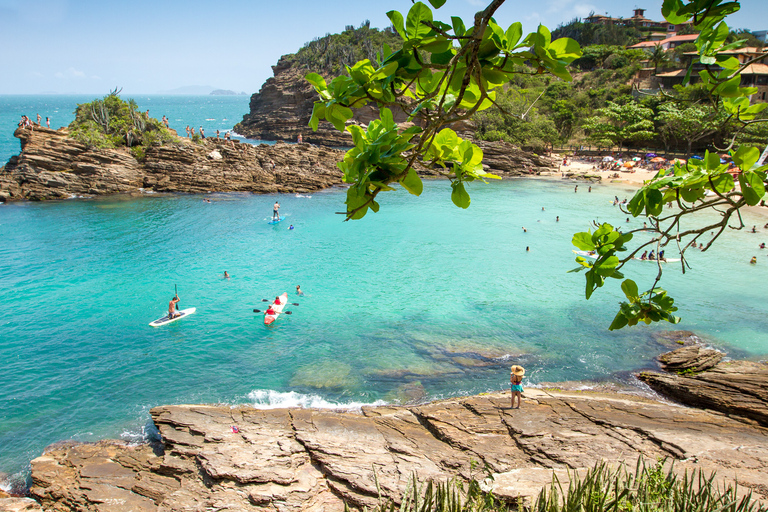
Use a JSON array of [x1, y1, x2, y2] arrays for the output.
[[261, 299, 300, 306], [253, 309, 292, 314], [175, 284, 179, 310]]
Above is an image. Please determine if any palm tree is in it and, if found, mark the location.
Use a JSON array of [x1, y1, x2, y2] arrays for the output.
[[647, 43, 671, 73]]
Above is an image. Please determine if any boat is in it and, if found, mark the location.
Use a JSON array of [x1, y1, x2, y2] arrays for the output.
[[573, 250, 680, 263], [149, 307, 196, 327], [264, 293, 288, 326]]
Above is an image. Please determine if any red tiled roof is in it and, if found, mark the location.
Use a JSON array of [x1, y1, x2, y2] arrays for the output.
[[661, 34, 699, 43], [629, 41, 661, 48], [742, 63, 768, 75], [655, 69, 688, 78]]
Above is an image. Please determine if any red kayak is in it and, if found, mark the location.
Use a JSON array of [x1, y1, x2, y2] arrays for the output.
[[264, 293, 288, 326]]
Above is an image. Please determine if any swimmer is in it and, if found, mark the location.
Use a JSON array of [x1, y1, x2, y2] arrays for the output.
[[296, 285, 304, 296], [750, 256, 757, 264], [522, 227, 527, 233], [556, 216, 559, 222], [289, 225, 294, 230], [224, 271, 230, 279]]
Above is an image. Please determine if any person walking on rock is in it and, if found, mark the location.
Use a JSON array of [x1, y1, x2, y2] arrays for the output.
[[510, 365, 525, 409]]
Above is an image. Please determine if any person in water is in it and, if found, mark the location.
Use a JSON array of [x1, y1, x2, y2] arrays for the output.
[[289, 225, 294, 230], [510, 365, 525, 409], [296, 285, 303, 296], [750, 256, 757, 264], [168, 295, 181, 319], [273, 201, 280, 221], [224, 271, 230, 279]]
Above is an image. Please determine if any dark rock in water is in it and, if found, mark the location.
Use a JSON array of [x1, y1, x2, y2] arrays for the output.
[[651, 330, 703, 348], [638, 345, 768, 427], [27, 387, 768, 510]]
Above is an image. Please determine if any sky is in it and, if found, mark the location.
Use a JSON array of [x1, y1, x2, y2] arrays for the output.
[[0, 0, 765, 95]]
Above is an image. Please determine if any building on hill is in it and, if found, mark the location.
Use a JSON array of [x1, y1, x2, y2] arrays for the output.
[[586, 8, 693, 35], [657, 47, 768, 103], [629, 33, 698, 50]]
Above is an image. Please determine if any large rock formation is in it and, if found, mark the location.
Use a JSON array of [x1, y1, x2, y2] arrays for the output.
[[0, 127, 345, 201], [638, 345, 768, 427], [27, 388, 768, 511]]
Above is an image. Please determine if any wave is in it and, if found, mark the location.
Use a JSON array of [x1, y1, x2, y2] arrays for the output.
[[247, 389, 386, 411], [295, 194, 312, 198]]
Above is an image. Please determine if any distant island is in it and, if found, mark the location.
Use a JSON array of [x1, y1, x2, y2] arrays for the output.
[[209, 89, 247, 96]]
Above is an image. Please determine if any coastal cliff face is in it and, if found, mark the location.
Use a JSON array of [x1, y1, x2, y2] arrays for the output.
[[0, 127, 344, 201]]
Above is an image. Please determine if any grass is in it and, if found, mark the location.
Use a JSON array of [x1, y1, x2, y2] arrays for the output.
[[353, 457, 767, 512]]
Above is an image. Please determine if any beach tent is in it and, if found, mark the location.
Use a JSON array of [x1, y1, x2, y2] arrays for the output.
[[602, 156, 614, 162], [650, 157, 666, 163]]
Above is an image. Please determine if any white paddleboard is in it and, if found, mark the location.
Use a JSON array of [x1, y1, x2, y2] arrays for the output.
[[149, 307, 196, 327]]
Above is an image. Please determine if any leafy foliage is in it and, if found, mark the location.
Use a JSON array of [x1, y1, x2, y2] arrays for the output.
[[307, 1, 581, 220], [552, 18, 643, 47], [69, 90, 175, 153], [583, 101, 656, 149], [288, 21, 403, 76]]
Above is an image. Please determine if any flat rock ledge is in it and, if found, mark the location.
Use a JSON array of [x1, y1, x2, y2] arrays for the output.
[[638, 344, 768, 427], [25, 388, 768, 511]]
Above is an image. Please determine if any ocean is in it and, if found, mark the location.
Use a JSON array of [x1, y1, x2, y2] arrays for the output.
[[1, 95, 767, 491]]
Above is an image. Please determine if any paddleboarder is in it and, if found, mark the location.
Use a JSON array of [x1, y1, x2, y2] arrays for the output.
[[273, 201, 281, 221], [168, 295, 181, 319]]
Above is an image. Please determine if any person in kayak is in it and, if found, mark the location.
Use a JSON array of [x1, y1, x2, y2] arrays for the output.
[[265, 305, 276, 315], [274, 296, 282, 305], [273, 201, 280, 221], [169, 295, 181, 319]]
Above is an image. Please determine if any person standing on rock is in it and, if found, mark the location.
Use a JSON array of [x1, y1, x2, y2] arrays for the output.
[[216, 129, 220, 139], [273, 201, 281, 221], [45, 117, 50, 128], [200, 127, 205, 139], [185, 126, 190, 137], [510, 365, 525, 409], [297, 133, 303, 143]]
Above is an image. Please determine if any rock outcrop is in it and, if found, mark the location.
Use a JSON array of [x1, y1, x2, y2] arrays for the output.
[[638, 345, 768, 427], [28, 388, 768, 511], [0, 127, 345, 201]]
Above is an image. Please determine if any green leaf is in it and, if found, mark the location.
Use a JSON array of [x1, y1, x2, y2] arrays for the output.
[[380, 108, 395, 130], [621, 279, 639, 299], [549, 37, 582, 61], [406, 2, 433, 39], [426, 0, 445, 8], [739, 171, 766, 206], [732, 145, 760, 171], [451, 181, 470, 208], [305, 73, 327, 91], [609, 311, 629, 331], [504, 22, 522, 50], [308, 102, 325, 131], [387, 10, 407, 40], [662, 0, 688, 24], [400, 168, 423, 196], [572, 232, 595, 251], [451, 16, 466, 39]]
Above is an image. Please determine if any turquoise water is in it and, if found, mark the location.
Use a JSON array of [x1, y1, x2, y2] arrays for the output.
[[2, 178, 768, 488], [0, 94, 254, 164]]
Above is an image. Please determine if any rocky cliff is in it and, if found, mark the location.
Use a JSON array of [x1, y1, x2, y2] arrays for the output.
[[0, 127, 555, 202], [0, 127, 345, 201]]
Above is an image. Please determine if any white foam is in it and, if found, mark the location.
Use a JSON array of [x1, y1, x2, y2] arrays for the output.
[[247, 389, 386, 411]]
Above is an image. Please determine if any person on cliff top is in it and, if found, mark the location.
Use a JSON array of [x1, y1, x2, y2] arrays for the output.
[[200, 127, 205, 139], [216, 129, 220, 139], [46, 117, 50, 128], [510, 365, 525, 409], [273, 201, 280, 221], [168, 295, 181, 319], [36, 114, 41, 125]]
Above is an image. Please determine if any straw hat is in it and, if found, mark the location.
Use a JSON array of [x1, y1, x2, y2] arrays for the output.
[[510, 365, 525, 376]]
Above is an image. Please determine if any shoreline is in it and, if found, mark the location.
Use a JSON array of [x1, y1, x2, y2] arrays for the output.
[[15, 343, 768, 509]]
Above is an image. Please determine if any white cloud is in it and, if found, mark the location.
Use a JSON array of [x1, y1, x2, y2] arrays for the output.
[[67, 67, 85, 78]]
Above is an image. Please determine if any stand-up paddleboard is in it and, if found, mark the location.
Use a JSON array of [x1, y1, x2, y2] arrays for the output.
[[264, 293, 288, 326], [149, 307, 196, 327], [268, 217, 283, 225]]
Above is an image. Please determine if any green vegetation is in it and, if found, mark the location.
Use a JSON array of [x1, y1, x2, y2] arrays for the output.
[[359, 457, 766, 511], [69, 89, 176, 154], [552, 18, 643, 47], [288, 21, 403, 76]]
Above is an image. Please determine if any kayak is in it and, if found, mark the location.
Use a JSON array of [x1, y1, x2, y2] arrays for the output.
[[573, 250, 680, 263], [264, 293, 288, 326], [149, 307, 196, 327]]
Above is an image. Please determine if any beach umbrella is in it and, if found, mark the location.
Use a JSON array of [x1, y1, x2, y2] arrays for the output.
[[602, 156, 614, 162], [651, 157, 666, 163], [672, 158, 686, 165], [691, 155, 704, 160], [646, 153, 657, 158], [623, 161, 635, 168], [632, 157, 641, 161]]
